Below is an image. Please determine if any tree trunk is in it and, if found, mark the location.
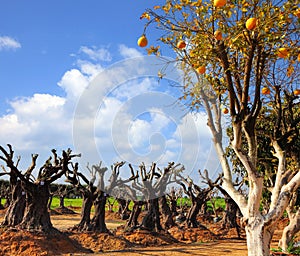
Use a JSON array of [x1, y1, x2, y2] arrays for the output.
[[186, 201, 201, 228], [90, 191, 108, 232], [141, 198, 162, 231], [245, 216, 273, 256], [20, 181, 53, 232], [47, 194, 53, 210], [159, 196, 175, 229], [76, 192, 94, 231], [126, 201, 143, 229], [59, 195, 65, 208], [2, 180, 26, 226], [168, 189, 178, 216], [278, 209, 300, 252], [117, 198, 130, 220], [221, 195, 241, 238]]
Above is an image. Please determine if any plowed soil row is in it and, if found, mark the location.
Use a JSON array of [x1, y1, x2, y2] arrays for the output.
[[0, 208, 296, 256]]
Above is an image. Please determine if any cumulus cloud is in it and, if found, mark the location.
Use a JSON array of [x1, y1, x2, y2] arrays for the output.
[[79, 46, 112, 62], [119, 44, 143, 58], [0, 94, 67, 155], [0, 36, 21, 51], [0, 44, 219, 179], [57, 69, 89, 99]]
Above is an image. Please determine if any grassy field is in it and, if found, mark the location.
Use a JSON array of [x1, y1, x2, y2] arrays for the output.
[[2, 197, 226, 212], [50, 197, 83, 209]]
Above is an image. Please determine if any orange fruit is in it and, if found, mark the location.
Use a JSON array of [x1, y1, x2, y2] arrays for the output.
[[137, 35, 148, 47], [246, 18, 257, 30], [294, 89, 300, 96], [214, 30, 222, 40], [294, 9, 300, 18], [214, 0, 226, 7], [177, 40, 186, 49], [277, 47, 288, 58], [262, 87, 271, 95], [196, 66, 206, 74], [298, 53, 300, 62], [222, 108, 229, 114]]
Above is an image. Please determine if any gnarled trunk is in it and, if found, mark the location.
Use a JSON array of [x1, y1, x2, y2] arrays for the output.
[[186, 201, 201, 228], [76, 191, 94, 231], [126, 201, 143, 229], [117, 198, 130, 220], [20, 181, 53, 232], [221, 194, 241, 238], [90, 191, 108, 232], [2, 180, 26, 226], [159, 195, 175, 229], [141, 198, 162, 231]]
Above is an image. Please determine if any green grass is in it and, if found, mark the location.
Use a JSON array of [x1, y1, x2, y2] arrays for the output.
[[50, 197, 83, 209], [0, 198, 6, 206], [207, 197, 226, 210], [3, 196, 226, 213], [176, 197, 225, 210]]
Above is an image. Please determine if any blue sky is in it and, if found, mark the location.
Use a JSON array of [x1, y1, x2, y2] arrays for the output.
[[0, 0, 221, 182]]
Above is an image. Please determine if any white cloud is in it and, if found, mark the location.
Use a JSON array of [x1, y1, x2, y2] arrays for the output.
[[0, 45, 221, 181], [0, 36, 21, 51], [111, 77, 155, 100], [76, 60, 103, 78], [119, 44, 143, 58], [79, 46, 112, 61], [0, 94, 68, 153], [57, 69, 89, 99]]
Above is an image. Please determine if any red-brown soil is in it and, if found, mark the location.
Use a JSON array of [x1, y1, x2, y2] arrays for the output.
[[0, 208, 298, 256]]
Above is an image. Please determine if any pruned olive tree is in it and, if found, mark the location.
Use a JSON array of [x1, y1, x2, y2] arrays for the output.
[[0, 144, 80, 232], [139, 1, 300, 255]]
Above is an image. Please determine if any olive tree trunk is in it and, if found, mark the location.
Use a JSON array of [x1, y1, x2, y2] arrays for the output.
[[90, 191, 108, 232], [2, 180, 26, 226], [141, 198, 162, 231], [20, 181, 53, 232]]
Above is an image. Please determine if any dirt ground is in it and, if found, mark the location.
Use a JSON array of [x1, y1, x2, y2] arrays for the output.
[[0, 207, 297, 256]]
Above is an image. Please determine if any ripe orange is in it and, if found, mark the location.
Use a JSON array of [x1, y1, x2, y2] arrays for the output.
[[137, 35, 148, 47], [294, 9, 300, 18], [246, 18, 257, 30], [262, 87, 271, 95], [222, 108, 229, 114], [177, 40, 186, 49], [294, 89, 300, 96], [297, 53, 300, 62], [277, 47, 288, 58], [214, 0, 226, 7], [196, 66, 206, 74], [214, 30, 222, 40]]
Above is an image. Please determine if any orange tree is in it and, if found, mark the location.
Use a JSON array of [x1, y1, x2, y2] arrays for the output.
[[138, 1, 300, 255]]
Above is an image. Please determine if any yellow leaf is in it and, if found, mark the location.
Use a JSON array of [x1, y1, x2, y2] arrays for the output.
[[140, 12, 151, 20], [287, 66, 294, 77]]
